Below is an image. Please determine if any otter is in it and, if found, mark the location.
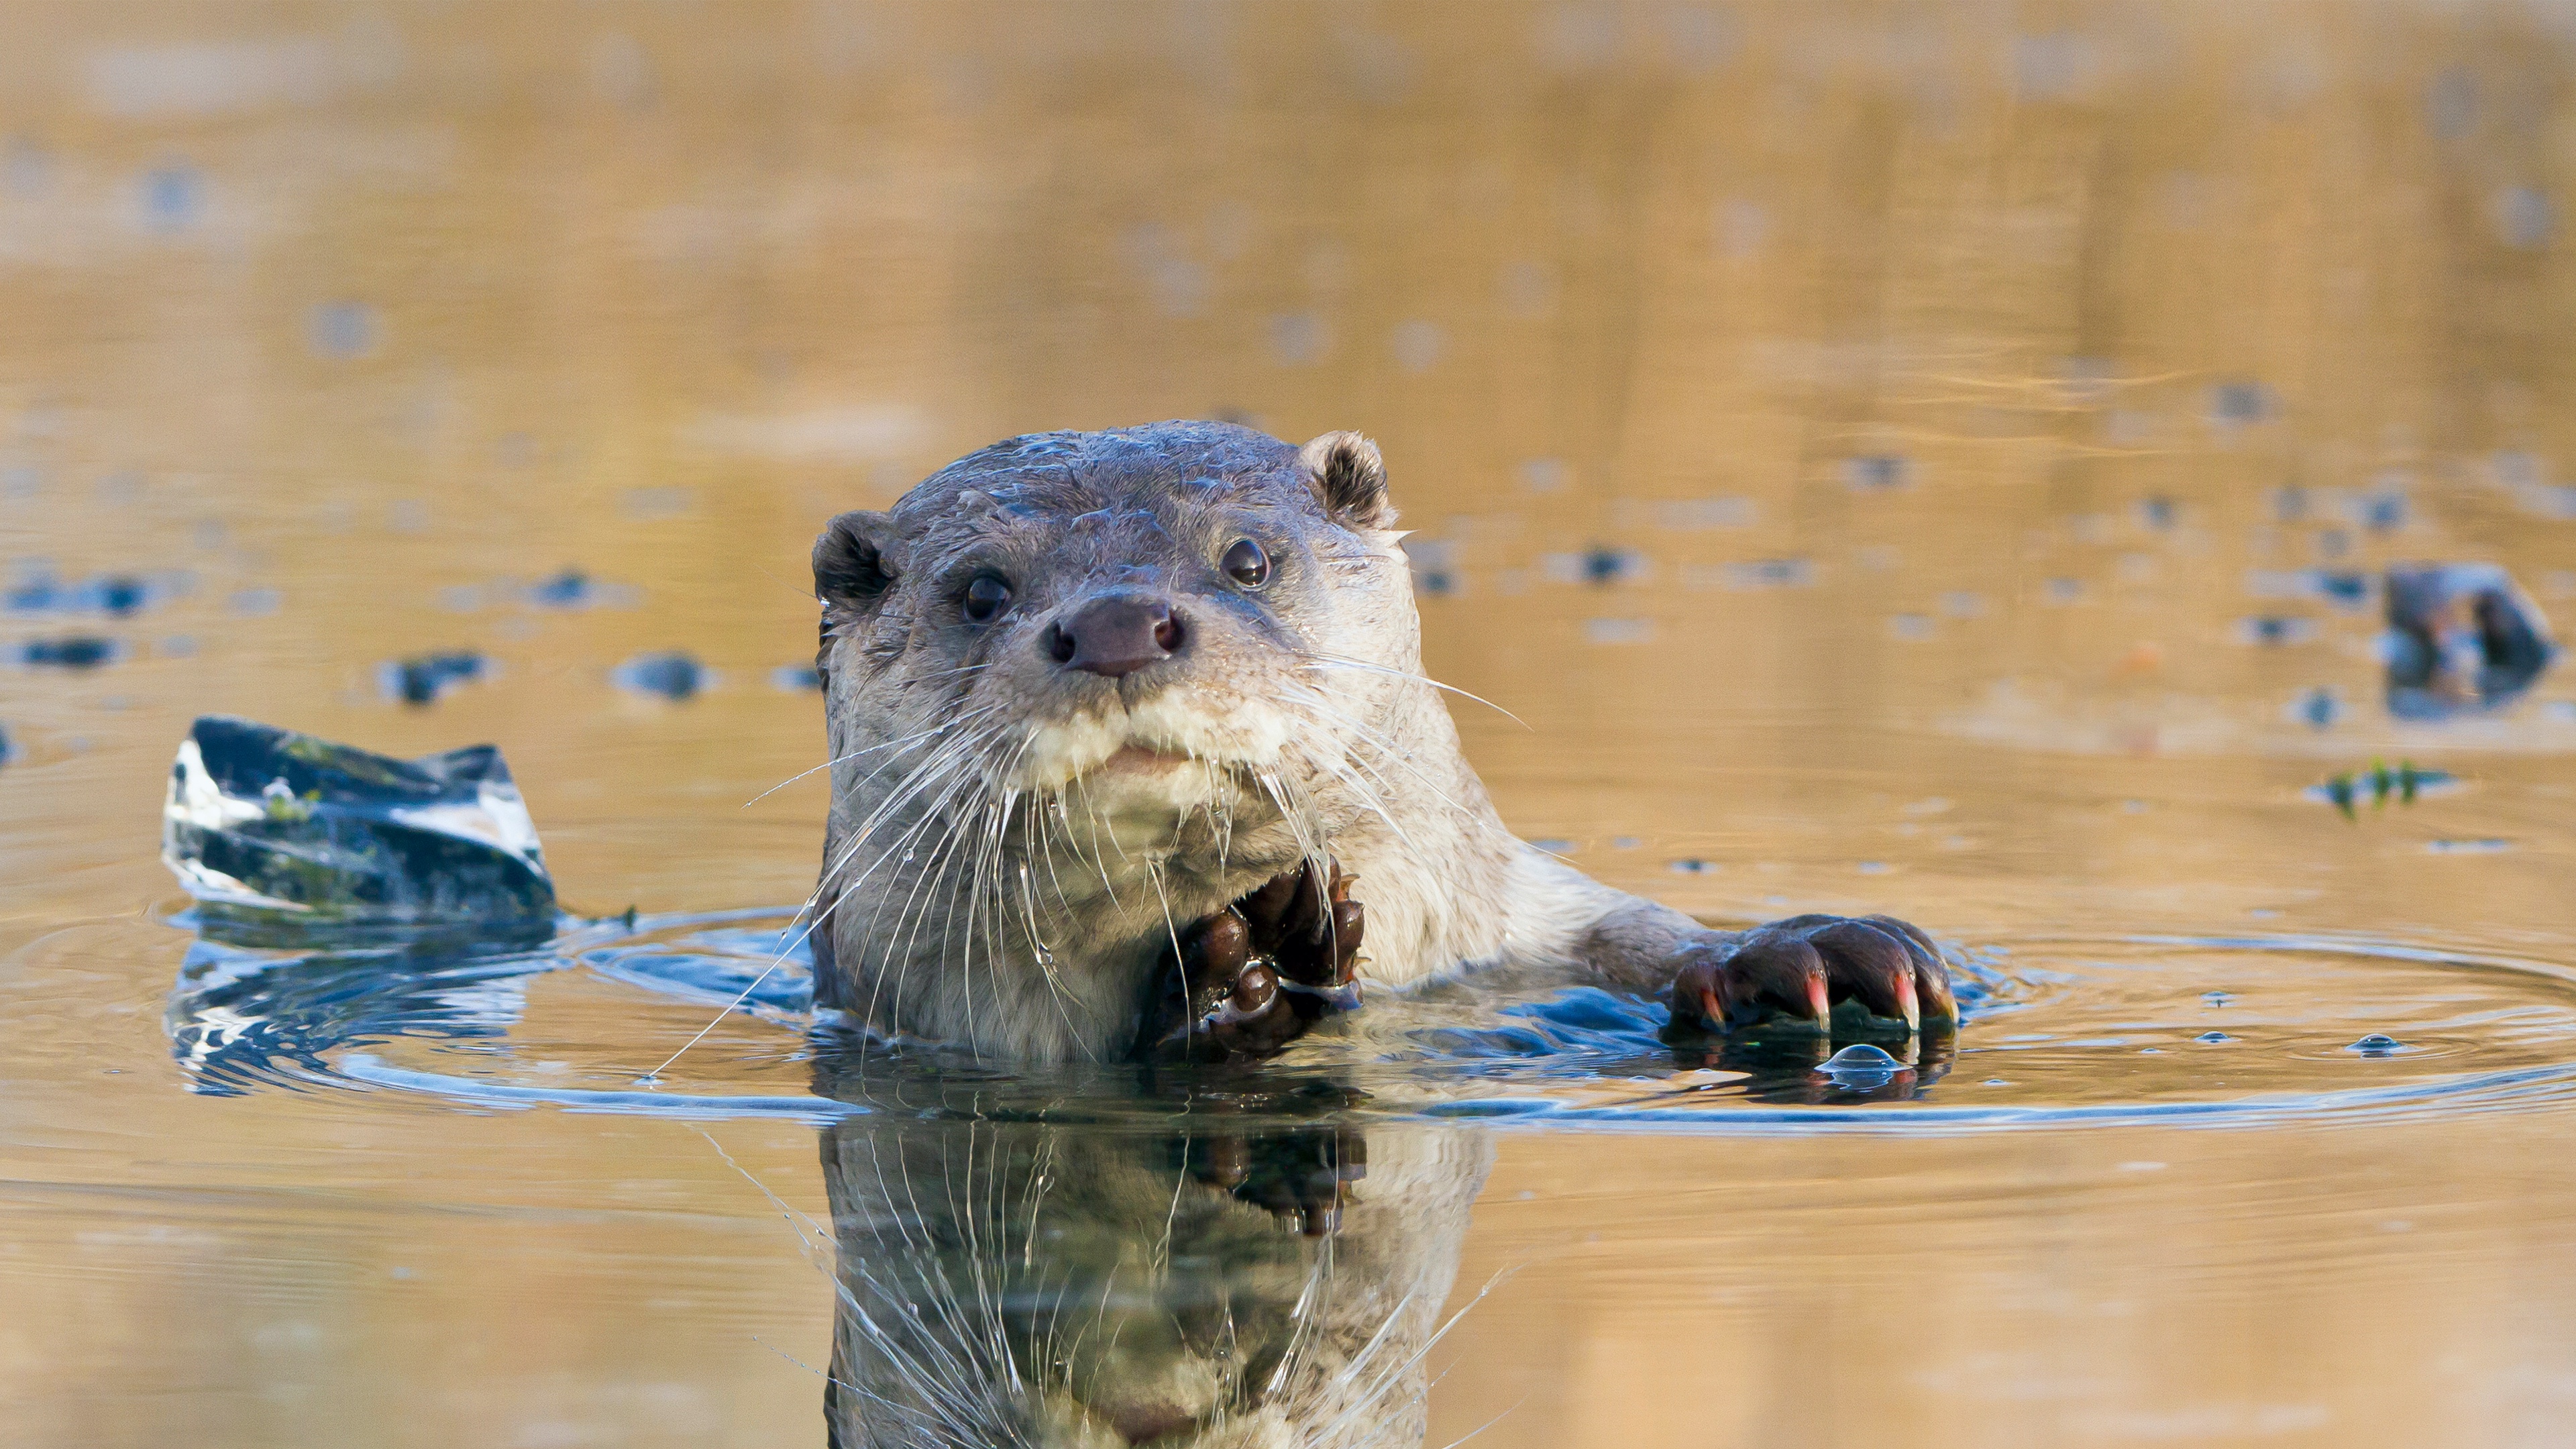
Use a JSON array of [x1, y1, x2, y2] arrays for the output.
[[807, 421, 1952, 1064]]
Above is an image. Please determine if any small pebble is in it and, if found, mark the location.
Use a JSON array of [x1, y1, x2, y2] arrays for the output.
[[379, 651, 488, 706], [530, 569, 595, 608], [19, 636, 115, 669], [616, 651, 706, 701]]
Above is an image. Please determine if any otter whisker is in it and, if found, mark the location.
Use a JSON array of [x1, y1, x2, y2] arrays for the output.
[[659, 715, 1002, 1078], [1307, 749, 1417, 853], [742, 718, 969, 808], [849, 724, 1020, 1051], [885, 769, 1004, 1059], [1298, 652, 1529, 729], [1314, 1267, 1521, 1448]]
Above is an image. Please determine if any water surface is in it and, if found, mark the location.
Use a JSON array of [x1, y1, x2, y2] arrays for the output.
[[6, 3, 2576, 1446]]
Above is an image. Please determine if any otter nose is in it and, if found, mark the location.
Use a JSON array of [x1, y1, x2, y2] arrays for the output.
[[1041, 592, 1185, 678]]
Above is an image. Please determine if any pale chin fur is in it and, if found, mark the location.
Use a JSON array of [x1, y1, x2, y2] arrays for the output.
[[1006, 691, 1296, 796]]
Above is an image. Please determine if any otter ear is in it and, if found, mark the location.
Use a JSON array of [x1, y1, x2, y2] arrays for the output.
[[1297, 431, 1396, 529], [813, 510, 898, 608]]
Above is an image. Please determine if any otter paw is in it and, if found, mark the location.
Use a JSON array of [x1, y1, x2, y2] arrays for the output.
[[1668, 914, 1956, 1037], [1138, 859, 1366, 1063], [1182, 1122, 1368, 1236]]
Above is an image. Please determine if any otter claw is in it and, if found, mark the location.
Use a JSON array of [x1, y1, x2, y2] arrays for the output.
[[1138, 858, 1366, 1063], [1670, 913, 1954, 1038]]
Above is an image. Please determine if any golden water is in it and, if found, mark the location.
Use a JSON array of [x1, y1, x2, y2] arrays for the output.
[[6, 3, 2576, 1445]]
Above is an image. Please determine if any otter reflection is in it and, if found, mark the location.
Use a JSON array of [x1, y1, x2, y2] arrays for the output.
[[814, 1068, 1489, 1448]]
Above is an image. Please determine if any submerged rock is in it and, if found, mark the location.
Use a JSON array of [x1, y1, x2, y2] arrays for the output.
[[161, 715, 555, 938]]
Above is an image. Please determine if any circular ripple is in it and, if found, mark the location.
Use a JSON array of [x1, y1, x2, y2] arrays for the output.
[[154, 912, 2576, 1133]]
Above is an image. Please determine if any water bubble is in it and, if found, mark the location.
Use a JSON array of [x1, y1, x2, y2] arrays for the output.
[[1823, 1044, 1897, 1066], [2348, 1033, 2404, 1056], [2202, 991, 2233, 1007], [2195, 1031, 2234, 1044]]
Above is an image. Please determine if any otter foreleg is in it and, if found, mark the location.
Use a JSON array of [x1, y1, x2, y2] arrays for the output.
[[1574, 892, 1957, 1038]]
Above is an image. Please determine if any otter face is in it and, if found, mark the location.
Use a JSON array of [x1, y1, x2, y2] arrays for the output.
[[813, 422, 1411, 843]]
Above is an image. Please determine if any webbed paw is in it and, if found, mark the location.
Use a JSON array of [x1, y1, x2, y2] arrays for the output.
[[1137, 859, 1365, 1063], [1668, 913, 1957, 1036]]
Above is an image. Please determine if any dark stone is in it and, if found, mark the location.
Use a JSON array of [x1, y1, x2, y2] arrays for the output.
[[385, 651, 488, 706], [531, 569, 593, 607], [2384, 563, 2556, 719], [161, 714, 556, 936], [21, 635, 115, 668], [616, 651, 703, 701]]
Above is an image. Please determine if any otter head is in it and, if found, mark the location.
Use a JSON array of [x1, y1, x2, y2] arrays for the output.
[[813, 421, 1414, 875]]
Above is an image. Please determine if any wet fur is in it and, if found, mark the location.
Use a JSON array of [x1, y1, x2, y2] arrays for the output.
[[810, 421, 1713, 1064]]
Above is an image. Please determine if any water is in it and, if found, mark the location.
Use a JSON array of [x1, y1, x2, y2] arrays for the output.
[[7, 3, 2576, 1445]]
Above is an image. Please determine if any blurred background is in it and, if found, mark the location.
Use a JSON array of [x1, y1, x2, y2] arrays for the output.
[[5, 3, 2576, 1446]]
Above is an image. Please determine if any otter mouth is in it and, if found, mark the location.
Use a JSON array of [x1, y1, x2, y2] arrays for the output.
[[1094, 744, 1195, 775], [1006, 698, 1291, 797]]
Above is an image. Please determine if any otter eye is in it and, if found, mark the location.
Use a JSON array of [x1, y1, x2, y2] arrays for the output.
[[1221, 538, 1271, 589], [961, 574, 1012, 625]]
